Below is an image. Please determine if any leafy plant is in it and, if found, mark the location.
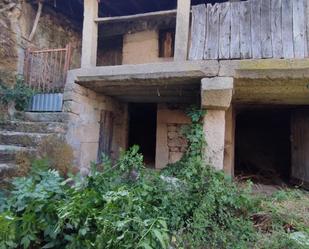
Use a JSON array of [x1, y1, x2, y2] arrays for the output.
[[0, 106, 307, 249], [0, 75, 35, 111], [118, 145, 144, 173]]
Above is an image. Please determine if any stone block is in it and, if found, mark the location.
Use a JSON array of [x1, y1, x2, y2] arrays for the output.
[[201, 77, 234, 110], [167, 125, 177, 132], [168, 131, 178, 139]]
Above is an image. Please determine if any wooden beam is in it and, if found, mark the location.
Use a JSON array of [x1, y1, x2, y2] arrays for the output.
[[174, 0, 191, 61], [81, 0, 98, 68], [95, 9, 177, 23]]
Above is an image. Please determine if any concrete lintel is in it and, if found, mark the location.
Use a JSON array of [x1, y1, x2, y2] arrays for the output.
[[201, 77, 234, 110]]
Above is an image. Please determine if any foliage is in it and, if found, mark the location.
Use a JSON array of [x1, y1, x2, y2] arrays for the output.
[[118, 145, 144, 175], [0, 106, 308, 248], [0, 161, 66, 249], [0, 75, 35, 111]]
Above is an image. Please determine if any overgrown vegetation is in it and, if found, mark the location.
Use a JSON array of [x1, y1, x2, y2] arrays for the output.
[[0, 107, 308, 248], [0, 76, 34, 111]]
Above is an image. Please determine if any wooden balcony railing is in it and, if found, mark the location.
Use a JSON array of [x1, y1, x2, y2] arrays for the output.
[[189, 0, 308, 60]]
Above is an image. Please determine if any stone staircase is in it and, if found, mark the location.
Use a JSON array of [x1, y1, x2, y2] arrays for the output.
[[0, 112, 68, 180]]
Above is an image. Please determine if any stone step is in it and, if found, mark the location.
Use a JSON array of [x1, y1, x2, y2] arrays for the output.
[[0, 163, 18, 179], [0, 121, 67, 134], [14, 112, 70, 123], [0, 131, 63, 147], [0, 145, 36, 163]]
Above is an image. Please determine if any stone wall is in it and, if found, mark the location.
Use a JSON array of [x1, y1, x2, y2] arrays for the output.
[[0, 1, 82, 88], [0, 0, 20, 86], [167, 123, 187, 164], [63, 70, 128, 172], [20, 2, 82, 68], [156, 104, 191, 169], [122, 30, 173, 65]]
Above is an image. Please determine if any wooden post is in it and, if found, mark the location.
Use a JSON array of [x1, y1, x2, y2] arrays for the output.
[[306, 0, 309, 56], [174, 0, 191, 61], [81, 0, 98, 68]]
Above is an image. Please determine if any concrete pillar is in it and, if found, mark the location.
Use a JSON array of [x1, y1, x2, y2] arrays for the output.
[[81, 0, 98, 68], [203, 110, 226, 170], [201, 77, 234, 170], [174, 0, 191, 61]]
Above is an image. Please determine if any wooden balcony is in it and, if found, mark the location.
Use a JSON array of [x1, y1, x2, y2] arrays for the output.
[[73, 0, 309, 104]]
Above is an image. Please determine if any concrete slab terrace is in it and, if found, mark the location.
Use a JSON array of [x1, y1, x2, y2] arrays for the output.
[[71, 61, 219, 103], [234, 59, 309, 105], [67, 59, 309, 104]]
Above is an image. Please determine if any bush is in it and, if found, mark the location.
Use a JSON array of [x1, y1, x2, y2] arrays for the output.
[[0, 107, 306, 248], [0, 76, 34, 111]]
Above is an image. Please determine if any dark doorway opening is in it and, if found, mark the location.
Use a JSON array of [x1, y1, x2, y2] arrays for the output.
[[128, 103, 157, 168], [235, 108, 292, 186]]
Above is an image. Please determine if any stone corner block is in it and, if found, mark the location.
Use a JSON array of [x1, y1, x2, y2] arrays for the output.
[[201, 77, 234, 110]]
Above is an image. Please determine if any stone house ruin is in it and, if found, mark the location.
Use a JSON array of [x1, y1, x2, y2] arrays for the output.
[[1, 0, 309, 188]]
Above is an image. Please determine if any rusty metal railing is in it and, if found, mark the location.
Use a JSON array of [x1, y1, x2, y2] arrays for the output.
[[24, 44, 72, 93]]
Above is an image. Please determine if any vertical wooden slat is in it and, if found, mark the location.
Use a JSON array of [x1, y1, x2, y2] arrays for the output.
[[204, 3, 220, 59], [282, 0, 294, 58], [219, 2, 231, 59], [230, 1, 241, 59], [304, 0, 309, 57], [293, 0, 306, 58], [251, 0, 262, 59], [98, 110, 114, 161], [261, 0, 273, 58], [271, 0, 283, 58], [189, 4, 207, 60], [239, 1, 252, 59]]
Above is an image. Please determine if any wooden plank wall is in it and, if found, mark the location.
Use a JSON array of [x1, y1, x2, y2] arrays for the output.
[[189, 0, 308, 60]]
